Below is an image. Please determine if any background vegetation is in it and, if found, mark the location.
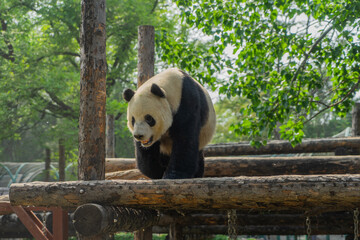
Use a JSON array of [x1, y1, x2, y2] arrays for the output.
[[0, 0, 358, 171]]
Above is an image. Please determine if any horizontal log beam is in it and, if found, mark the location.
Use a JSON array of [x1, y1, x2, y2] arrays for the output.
[[157, 212, 354, 227], [73, 204, 159, 236], [1, 211, 355, 236], [204, 137, 360, 156], [105, 156, 360, 177], [153, 225, 354, 235], [106, 169, 148, 180], [9, 175, 360, 212]]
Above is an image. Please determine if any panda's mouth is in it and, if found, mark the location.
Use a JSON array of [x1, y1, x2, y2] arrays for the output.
[[140, 136, 153, 147]]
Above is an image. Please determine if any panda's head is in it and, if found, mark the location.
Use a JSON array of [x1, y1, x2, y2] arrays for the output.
[[123, 83, 173, 148]]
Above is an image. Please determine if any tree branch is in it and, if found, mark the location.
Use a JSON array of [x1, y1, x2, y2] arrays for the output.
[[290, 25, 334, 86], [44, 90, 78, 120], [304, 76, 360, 125]]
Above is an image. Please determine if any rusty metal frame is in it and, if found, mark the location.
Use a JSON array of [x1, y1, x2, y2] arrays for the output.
[[0, 201, 68, 240]]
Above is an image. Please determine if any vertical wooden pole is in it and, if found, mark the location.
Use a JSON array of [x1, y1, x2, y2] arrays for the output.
[[106, 114, 115, 158], [133, 25, 155, 240], [78, 0, 106, 239], [352, 102, 360, 137], [137, 25, 155, 88], [78, 0, 107, 181], [169, 223, 183, 240], [45, 148, 51, 182], [59, 139, 65, 181]]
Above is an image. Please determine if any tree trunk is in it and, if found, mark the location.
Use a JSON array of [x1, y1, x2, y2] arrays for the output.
[[353, 103, 360, 137], [137, 25, 154, 87], [106, 114, 115, 158], [9, 175, 360, 213], [105, 155, 360, 178], [134, 25, 155, 240], [59, 138, 65, 181], [45, 148, 51, 182], [78, 0, 107, 181], [204, 137, 360, 156]]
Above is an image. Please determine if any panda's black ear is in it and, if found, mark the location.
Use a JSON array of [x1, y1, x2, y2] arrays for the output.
[[151, 84, 165, 98], [123, 88, 135, 102]]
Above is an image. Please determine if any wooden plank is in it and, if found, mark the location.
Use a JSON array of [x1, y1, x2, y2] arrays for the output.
[[105, 155, 360, 177], [52, 208, 68, 240], [9, 175, 360, 213], [204, 137, 360, 156]]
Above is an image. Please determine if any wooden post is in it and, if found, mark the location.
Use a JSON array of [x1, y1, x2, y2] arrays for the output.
[[137, 25, 155, 88], [78, 0, 107, 181], [106, 114, 115, 158], [134, 25, 155, 240], [78, 0, 106, 238], [59, 139, 65, 181], [169, 223, 183, 240], [352, 103, 360, 137], [45, 148, 51, 182]]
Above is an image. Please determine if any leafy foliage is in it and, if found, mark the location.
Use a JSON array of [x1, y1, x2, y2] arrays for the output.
[[0, 0, 174, 161], [163, 0, 360, 145]]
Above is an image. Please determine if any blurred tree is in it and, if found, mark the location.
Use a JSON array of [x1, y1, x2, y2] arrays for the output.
[[0, 0, 175, 162], [162, 0, 360, 146]]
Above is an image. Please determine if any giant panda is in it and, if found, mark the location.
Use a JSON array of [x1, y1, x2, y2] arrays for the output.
[[123, 68, 216, 179]]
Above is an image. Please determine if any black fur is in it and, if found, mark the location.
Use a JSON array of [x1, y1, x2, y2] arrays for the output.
[[123, 89, 135, 102], [135, 73, 209, 179], [151, 84, 166, 98], [135, 141, 167, 179]]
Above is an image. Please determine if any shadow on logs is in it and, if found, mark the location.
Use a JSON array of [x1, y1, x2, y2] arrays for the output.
[[73, 203, 159, 236]]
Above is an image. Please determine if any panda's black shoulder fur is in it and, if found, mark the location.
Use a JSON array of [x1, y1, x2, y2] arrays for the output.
[[177, 70, 209, 127]]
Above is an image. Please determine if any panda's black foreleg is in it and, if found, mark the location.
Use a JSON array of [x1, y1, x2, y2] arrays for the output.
[[164, 120, 201, 179], [135, 141, 166, 179]]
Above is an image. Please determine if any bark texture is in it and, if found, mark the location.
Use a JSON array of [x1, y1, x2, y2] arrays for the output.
[[9, 175, 360, 213], [73, 204, 159, 235], [78, 0, 107, 181], [137, 25, 154, 87], [105, 156, 360, 177], [106, 114, 115, 158], [353, 103, 360, 137], [204, 137, 360, 156]]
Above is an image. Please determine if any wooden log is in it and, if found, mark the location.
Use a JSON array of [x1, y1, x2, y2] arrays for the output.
[[59, 138, 65, 181], [0, 211, 355, 237], [105, 169, 148, 180], [353, 103, 360, 137], [137, 25, 155, 87], [105, 156, 360, 177], [153, 225, 354, 235], [157, 212, 353, 227], [72, 204, 159, 236], [134, 25, 156, 240], [204, 137, 360, 156], [78, 0, 107, 181], [105, 158, 136, 172], [106, 114, 115, 158], [9, 175, 360, 212]]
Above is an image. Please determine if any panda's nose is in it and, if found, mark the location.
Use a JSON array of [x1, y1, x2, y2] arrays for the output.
[[134, 134, 144, 140]]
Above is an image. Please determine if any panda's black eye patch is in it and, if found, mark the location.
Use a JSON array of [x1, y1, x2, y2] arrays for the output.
[[144, 114, 156, 127], [131, 117, 135, 126]]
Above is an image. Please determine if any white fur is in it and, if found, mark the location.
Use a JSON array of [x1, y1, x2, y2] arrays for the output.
[[126, 68, 216, 153]]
